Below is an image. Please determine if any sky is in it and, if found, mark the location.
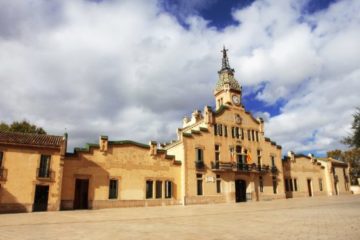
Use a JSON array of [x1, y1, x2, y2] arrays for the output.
[[0, 0, 359, 156]]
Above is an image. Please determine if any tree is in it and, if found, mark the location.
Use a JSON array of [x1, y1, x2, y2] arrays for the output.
[[326, 149, 342, 160], [343, 107, 360, 148], [0, 120, 47, 134], [327, 149, 360, 185]]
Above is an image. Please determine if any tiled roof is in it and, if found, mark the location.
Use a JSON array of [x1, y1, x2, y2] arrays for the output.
[[0, 131, 64, 148]]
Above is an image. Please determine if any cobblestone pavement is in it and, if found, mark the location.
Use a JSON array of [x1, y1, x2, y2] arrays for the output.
[[0, 195, 359, 240]]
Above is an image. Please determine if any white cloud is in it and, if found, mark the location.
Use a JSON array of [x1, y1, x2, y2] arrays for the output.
[[0, 0, 359, 155]]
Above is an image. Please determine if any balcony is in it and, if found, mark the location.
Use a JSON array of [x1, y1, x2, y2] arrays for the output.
[[195, 161, 205, 170], [211, 161, 271, 174], [0, 168, 7, 181], [270, 166, 278, 174], [37, 168, 55, 182]]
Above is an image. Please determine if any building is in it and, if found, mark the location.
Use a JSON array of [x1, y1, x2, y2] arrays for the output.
[[282, 152, 351, 198], [0, 48, 351, 213], [61, 137, 181, 210], [0, 131, 66, 213], [164, 48, 285, 204]]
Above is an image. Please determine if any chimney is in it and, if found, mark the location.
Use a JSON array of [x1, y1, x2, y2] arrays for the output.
[[204, 106, 213, 124], [99, 136, 108, 152], [149, 141, 157, 156], [61, 132, 68, 157]]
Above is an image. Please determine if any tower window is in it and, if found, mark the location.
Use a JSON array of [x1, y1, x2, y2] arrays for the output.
[[224, 125, 228, 137]]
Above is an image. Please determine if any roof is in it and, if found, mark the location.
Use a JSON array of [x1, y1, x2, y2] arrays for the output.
[[0, 131, 64, 148]]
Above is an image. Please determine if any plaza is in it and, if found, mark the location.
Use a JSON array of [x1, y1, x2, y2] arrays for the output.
[[0, 195, 359, 240]]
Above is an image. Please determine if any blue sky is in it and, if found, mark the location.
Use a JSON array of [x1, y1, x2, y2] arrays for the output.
[[0, 0, 359, 156]]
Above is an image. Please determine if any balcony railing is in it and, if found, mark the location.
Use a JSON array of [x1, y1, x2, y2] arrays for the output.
[[0, 168, 8, 181], [195, 161, 205, 170], [270, 166, 278, 174], [211, 161, 271, 174], [37, 168, 55, 181]]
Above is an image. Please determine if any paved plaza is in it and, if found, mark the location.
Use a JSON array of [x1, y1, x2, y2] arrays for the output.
[[0, 195, 359, 240]]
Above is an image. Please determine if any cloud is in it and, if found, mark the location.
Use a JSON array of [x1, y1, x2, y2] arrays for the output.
[[0, 0, 359, 156]]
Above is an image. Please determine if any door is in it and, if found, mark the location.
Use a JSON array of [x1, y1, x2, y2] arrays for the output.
[[74, 179, 89, 209], [33, 185, 49, 212], [235, 179, 247, 202], [307, 179, 312, 197]]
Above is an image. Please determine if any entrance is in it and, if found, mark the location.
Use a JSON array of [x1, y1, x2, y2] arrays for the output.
[[33, 185, 49, 212], [74, 179, 89, 209], [307, 179, 312, 197], [235, 179, 247, 202]]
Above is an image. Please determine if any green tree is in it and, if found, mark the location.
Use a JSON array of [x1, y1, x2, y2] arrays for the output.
[[0, 120, 47, 134], [343, 107, 360, 148], [326, 149, 342, 160]]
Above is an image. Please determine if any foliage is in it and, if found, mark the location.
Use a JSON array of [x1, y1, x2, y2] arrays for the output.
[[327, 149, 360, 185], [0, 120, 47, 134], [343, 107, 360, 148]]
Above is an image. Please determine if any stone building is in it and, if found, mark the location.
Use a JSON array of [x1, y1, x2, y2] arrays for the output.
[[0, 131, 66, 213], [0, 48, 351, 213], [164, 48, 285, 204], [282, 152, 351, 198], [61, 138, 181, 210]]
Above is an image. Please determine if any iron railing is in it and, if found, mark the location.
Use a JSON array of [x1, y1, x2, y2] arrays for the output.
[[36, 168, 55, 181]]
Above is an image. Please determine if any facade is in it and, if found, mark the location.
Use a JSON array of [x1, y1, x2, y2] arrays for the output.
[[0, 131, 66, 213], [61, 137, 181, 210], [164, 48, 285, 204], [282, 152, 351, 198], [0, 49, 351, 213]]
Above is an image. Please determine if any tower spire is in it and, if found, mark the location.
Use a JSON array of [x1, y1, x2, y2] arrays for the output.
[[221, 46, 231, 70]]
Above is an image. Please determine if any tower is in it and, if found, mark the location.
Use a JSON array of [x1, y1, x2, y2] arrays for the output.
[[214, 47, 242, 110]]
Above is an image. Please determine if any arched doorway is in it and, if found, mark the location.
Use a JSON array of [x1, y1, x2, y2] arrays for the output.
[[235, 179, 247, 202]]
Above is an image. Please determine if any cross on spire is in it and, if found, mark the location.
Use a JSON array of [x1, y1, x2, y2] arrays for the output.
[[221, 46, 231, 70]]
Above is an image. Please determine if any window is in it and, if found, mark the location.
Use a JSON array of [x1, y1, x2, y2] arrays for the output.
[[251, 130, 255, 141], [216, 174, 221, 193], [257, 150, 262, 166], [271, 156, 275, 167], [241, 129, 244, 140], [0, 151, 3, 167], [146, 180, 153, 199], [109, 179, 118, 199], [197, 174, 203, 196], [224, 126, 228, 137], [272, 176, 277, 194], [235, 127, 240, 139], [156, 181, 162, 198], [259, 176, 264, 192], [231, 127, 235, 138], [213, 124, 218, 136], [218, 124, 223, 136], [294, 178, 298, 191], [319, 178, 323, 191], [285, 179, 289, 192], [247, 129, 251, 141], [289, 178, 293, 191], [165, 181, 172, 198], [215, 145, 220, 162], [236, 146, 242, 163], [256, 131, 259, 141], [39, 155, 51, 178], [196, 148, 203, 162]]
